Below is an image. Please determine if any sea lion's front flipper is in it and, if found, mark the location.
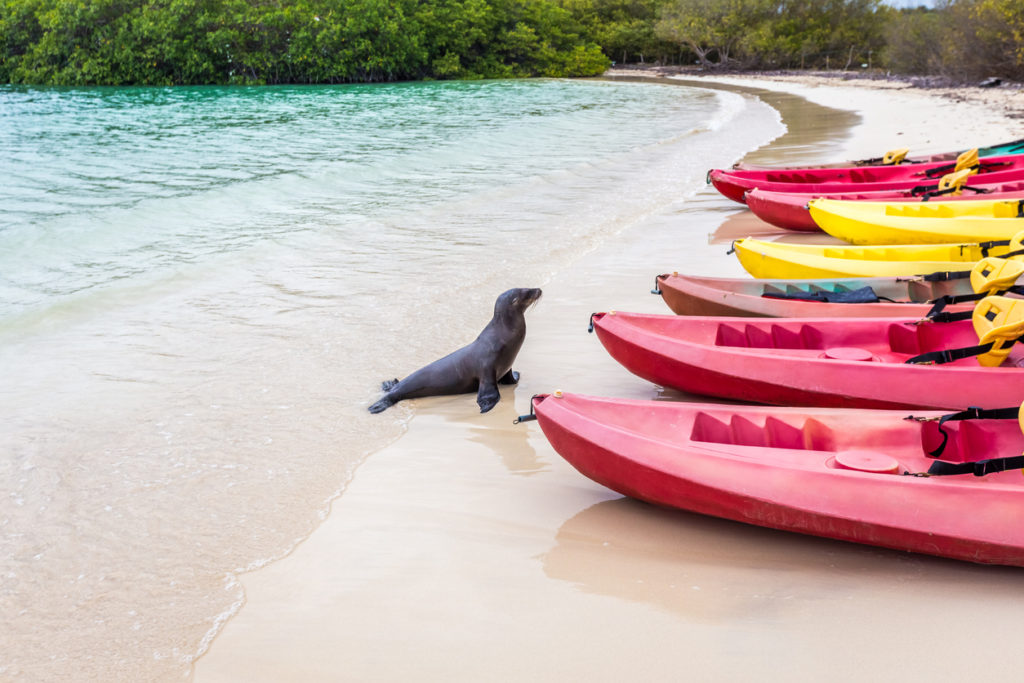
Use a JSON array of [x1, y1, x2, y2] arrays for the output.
[[498, 369, 519, 385], [476, 379, 500, 413]]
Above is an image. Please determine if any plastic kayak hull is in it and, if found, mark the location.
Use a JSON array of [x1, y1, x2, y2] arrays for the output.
[[709, 156, 1024, 205], [732, 237, 1003, 279], [732, 138, 1024, 171], [654, 272, 974, 318], [589, 310, 1024, 410], [809, 197, 1024, 245], [746, 183, 1024, 232], [533, 392, 1024, 566]]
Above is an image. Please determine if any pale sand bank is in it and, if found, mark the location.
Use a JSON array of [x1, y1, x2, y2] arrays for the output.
[[195, 75, 1024, 682]]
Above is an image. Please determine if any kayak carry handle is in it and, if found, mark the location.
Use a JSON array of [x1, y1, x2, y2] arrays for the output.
[[513, 393, 548, 424], [651, 274, 666, 295], [588, 312, 604, 333]]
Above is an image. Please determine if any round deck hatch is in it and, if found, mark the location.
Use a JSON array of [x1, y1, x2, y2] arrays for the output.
[[834, 450, 901, 474], [823, 347, 874, 361]]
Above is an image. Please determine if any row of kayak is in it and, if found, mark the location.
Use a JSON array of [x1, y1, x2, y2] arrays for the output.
[[527, 139, 1024, 567], [713, 143, 1024, 240]]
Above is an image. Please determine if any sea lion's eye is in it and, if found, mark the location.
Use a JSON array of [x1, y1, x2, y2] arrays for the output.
[[513, 298, 519, 304]]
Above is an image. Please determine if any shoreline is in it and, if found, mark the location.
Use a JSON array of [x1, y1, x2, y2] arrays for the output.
[[606, 65, 1024, 125], [195, 75, 1024, 682]]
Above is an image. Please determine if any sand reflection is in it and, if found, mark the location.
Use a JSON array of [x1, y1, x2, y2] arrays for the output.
[[544, 497, 1023, 623]]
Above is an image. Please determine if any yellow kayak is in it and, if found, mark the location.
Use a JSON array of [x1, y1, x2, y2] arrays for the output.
[[733, 237, 1013, 279], [809, 197, 1024, 245]]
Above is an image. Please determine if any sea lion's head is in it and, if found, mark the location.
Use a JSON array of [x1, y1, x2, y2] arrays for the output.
[[494, 287, 542, 318]]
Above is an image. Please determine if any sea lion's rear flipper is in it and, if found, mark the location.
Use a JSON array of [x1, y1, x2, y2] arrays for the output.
[[381, 378, 400, 391], [477, 380, 500, 413], [498, 369, 519, 385]]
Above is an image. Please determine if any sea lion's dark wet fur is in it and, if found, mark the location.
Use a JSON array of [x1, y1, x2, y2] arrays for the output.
[[368, 287, 542, 414]]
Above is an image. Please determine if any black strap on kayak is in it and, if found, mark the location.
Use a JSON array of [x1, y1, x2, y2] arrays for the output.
[[920, 269, 973, 282], [859, 156, 927, 167], [651, 274, 664, 295], [926, 285, 1024, 322], [905, 406, 1021, 457], [923, 160, 1010, 179], [979, 238, 1011, 256], [924, 455, 1024, 476], [904, 341, 998, 365], [920, 184, 992, 201], [909, 183, 940, 196]]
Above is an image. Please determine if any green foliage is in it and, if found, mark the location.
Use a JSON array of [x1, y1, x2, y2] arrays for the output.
[[0, 0, 610, 84], [880, 0, 1024, 80], [8, 0, 1022, 84], [557, 0, 679, 64], [653, 0, 885, 69]]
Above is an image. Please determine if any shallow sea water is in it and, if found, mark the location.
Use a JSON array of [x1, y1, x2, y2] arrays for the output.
[[0, 79, 783, 680]]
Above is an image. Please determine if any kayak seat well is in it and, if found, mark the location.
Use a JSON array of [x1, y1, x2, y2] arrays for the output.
[[887, 322, 922, 354], [715, 323, 824, 349], [761, 283, 855, 297], [765, 172, 826, 183], [884, 204, 954, 218], [907, 280, 939, 303], [690, 412, 835, 451], [920, 420, 1007, 464], [849, 169, 880, 183]]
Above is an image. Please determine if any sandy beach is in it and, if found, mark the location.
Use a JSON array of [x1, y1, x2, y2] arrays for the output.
[[194, 73, 1024, 682]]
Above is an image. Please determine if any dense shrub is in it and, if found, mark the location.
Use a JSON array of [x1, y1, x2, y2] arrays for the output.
[[882, 0, 1024, 81], [0, 0, 611, 84], [4, 0, 1024, 84]]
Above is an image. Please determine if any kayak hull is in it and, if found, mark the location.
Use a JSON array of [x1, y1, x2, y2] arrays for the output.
[[732, 237, 1000, 279], [745, 183, 1024, 232], [590, 311, 1024, 410], [810, 197, 1024, 245], [708, 156, 1024, 205], [655, 272, 973, 318], [534, 392, 1024, 566]]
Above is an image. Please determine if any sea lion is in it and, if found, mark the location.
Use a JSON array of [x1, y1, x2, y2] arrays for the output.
[[368, 287, 542, 414]]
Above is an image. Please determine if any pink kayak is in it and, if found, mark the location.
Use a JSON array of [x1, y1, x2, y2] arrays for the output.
[[654, 272, 974, 318], [589, 310, 1024, 409], [708, 154, 1024, 204], [746, 182, 1024, 232], [531, 392, 1024, 566]]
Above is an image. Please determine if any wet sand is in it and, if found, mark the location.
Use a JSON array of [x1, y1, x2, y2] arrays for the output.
[[195, 76, 1024, 681]]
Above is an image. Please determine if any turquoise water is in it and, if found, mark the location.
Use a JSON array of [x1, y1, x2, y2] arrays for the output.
[[2, 80, 726, 321], [0, 79, 782, 680]]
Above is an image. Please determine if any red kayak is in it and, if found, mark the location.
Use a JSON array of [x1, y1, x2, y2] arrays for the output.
[[532, 392, 1024, 566], [708, 154, 1024, 204], [746, 182, 1024, 232], [589, 310, 1024, 409], [654, 272, 974, 318]]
